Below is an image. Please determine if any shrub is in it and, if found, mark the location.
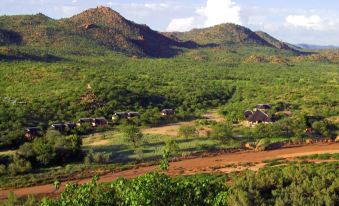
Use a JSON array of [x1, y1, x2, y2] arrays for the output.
[[119, 124, 143, 148], [210, 123, 233, 143], [0, 164, 6, 175], [84, 149, 112, 164], [17, 142, 35, 160], [178, 125, 197, 138], [163, 139, 179, 156], [32, 138, 56, 166], [7, 157, 32, 175], [255, 138, 271, 151]]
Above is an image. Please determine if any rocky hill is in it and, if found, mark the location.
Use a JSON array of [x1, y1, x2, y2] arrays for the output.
[[165, 23, 299, 51], [0, 7, 300, 57], [0, 6, 195, 57]]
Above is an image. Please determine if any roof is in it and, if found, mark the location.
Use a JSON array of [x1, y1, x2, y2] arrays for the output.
[[162, 109, 174, 111], [114, 112, 128, 115], [93, 117, 107, 120], [79, 118, 93, 120], [128, 112, 140, 114], [256, 104, 272, 110], [248, 110, 272, 123], [51, 123, 65, 127], [244, 110, 253, 119], [26, 127, 41, 132], [162, 109, 174, 112]]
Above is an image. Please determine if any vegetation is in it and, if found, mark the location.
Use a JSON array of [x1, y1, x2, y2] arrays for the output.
[[178, 125, 197, 138], [0, 6, 338, 204], [31, 162, 338, 206]]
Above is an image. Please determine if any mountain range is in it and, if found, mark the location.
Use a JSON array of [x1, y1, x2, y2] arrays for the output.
[[297, 44, 339, 50], [0, 6, 300, 57]]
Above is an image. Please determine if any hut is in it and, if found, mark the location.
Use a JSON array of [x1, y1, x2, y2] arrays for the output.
[[92, 118, 108, 127], [256, 104, 272, 110], [244, 110, 253, 119], [65, 122, 76, 130], [247, 110, 272, 123], [51, 124, 66, 132], [76, 118, 93, 127], [161, 109, 175, 116], [112, 112, 128, 121], [128, 112, 140, 119], [25, 127, 42, 141]]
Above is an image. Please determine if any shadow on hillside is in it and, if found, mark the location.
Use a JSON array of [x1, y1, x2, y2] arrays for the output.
[[0, 29, 22, 45], [0, 53, 65, 62]]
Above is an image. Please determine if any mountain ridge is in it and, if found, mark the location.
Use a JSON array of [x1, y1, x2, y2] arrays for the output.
[[297, 44, 339, 50], [164, 23, 299, 52], [0, 6, 299, 57]]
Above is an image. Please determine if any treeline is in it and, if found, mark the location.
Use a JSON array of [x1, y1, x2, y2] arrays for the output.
[[0, 131, 82, 175], [30, 162, 338, 205]]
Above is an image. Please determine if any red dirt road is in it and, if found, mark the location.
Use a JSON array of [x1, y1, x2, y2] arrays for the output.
[[0, 143, 338, 200]]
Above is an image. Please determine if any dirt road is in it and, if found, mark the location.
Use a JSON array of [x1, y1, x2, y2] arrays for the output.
[[0, 143, 338, 200]]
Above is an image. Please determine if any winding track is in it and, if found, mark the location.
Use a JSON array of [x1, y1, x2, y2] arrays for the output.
[[0, 143, 338, 200]]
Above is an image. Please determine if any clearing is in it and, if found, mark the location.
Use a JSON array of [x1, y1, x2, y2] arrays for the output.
[[142, 110, 224, 136]]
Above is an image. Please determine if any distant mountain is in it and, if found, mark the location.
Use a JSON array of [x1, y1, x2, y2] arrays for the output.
[[0, 7, 300, 57], [165, 23, 299, 52], [0, 6, 195, 57], [297, 44, 339, 50]]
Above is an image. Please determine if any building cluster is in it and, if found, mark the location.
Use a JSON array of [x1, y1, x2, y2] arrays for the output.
[[24, 109, 175, 140]]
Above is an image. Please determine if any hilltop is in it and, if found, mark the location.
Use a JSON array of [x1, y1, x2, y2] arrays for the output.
[[165, 23, 299, 52], [0, 6, 303, 57], [0, 6, 195, 57]]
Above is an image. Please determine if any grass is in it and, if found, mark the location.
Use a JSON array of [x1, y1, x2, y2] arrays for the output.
[[262, 158, 288, 166], [296, 153, 339, 160], [82, 130, 234, 162], [0, 161, 136, 189]]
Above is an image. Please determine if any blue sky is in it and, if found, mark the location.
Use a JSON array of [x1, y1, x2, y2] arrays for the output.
[[1, 0, 338, 45]]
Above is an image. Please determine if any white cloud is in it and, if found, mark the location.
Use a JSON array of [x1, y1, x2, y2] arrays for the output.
[[201, 0, 241, 27], [167, 17, 196, 32], [285, 14, 339, 31], [166, 0, 241, 31], [144, 3, 169, 10], [54, 6, 78, 17], [285, 15, 323, 30]]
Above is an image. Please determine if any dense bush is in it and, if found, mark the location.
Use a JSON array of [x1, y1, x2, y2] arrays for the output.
[[7, 156, 32, 175], [84, 149, 112, 164], [16, 131, 82, 167], [41, 162, 339, 206]]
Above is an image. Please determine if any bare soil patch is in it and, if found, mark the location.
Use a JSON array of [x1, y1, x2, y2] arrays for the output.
[[142, 110, 224, 136]]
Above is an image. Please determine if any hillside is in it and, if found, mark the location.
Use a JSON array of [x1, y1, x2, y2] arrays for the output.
[[0, 6, 195, 57], [165, 23, 299, 52], [0, 8, 303, 57], [255, 31, 299, 51]]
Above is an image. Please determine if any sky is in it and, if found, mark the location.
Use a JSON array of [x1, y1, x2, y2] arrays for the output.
[[0, 0, 338, 45]]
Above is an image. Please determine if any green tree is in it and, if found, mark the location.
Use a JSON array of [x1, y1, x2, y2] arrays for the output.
[[120, 125, 143, 148], [32, 138, 55, 166]]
